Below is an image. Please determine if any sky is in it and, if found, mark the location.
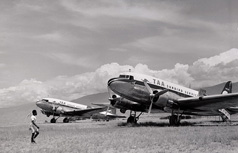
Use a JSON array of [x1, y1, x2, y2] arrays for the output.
[[0, 0, 238, 108]]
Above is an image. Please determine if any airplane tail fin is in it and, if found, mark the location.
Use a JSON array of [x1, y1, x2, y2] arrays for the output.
[[109, 108, 116, 114], [221, 81, 232, 94], [198, 89, 207, 96]]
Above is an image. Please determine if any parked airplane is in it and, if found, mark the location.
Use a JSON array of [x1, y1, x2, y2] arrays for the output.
[[36, 98, 109, 123], [91, 109, 126, 121], [107, 72, 238, 126]]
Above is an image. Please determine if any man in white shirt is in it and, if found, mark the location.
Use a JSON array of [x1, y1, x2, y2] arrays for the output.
[[30, 110, 39, 143]]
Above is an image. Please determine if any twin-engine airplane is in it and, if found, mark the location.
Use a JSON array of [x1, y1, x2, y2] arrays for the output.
[[108, 72, 238, 126], [36, 98, 110, 123]]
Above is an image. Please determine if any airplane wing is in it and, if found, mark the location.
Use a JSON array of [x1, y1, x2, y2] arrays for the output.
[[92, 103, 112, 107], [99, 111, 126, 118], [63, 107, 108, 117], [227, 107, 238, 114], [176, 93, 238, 113], [106, 114, 126, 118]]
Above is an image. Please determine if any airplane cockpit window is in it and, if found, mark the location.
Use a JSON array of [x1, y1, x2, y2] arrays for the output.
[[42, 99, 49, 102], [119, 75, 134, 80], [119, 75, 125, 78], [129, 76, 134, 80]]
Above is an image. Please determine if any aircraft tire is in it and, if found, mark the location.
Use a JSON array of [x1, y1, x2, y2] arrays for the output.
[[127, 116, 137, 124], [50, 118, 56, 123], [63, 118, 69, 123], [169, 115, 180, 126]]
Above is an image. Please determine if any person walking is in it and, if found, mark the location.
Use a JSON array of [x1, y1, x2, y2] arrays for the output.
[[30, 110, 40, 143]]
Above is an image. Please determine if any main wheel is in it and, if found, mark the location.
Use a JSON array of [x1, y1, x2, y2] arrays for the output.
[[63, 118, 69, 123], [127, 116, 137, 124], [50, 118, 56, 123], [169, 115, 180, 126]]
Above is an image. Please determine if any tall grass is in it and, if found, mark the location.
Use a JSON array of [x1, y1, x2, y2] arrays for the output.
[[1, 118, 238, 153]]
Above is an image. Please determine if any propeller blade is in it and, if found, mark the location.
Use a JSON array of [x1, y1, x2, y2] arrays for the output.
[[143, 80, 169, 114], [153, 89, 169, 101], [143, 80, 154, 114], [107, 86, 112, 98], [148, 101, 153, 114], [143, 80, 153, 95]]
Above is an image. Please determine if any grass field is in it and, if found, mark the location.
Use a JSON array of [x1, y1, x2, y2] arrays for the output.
[[1, 116, 238, 153]]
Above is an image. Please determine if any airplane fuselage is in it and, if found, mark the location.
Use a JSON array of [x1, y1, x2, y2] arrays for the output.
[[36, 98, 88, 117], [108, 72, 199, 110]]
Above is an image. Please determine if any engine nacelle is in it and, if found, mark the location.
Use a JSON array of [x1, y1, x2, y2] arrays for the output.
[[154, 92, 179, 109], [55, 107, 64, 114], [41, 110, 52, 117], [154, 94, 169, 107], [110, 95, 146, 112]]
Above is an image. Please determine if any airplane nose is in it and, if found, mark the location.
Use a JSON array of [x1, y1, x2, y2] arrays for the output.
[[107, 78, 120, 92], [108, 78, 135, 97], [36, 100, 44, 108], [107, 78, 118, 86]]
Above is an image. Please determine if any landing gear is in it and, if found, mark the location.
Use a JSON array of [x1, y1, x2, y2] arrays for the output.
[[126, 111, 142, 124], [169, 110, 181, 126], [50, 118, 56, 123], [50, 117, 60, 123], [127, 116, 137, 124], [63, 117, 70, 123], [169, 115, 180, 126]]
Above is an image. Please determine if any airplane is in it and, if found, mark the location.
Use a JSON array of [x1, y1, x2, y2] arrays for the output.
[[107, 72, 238, 126], [91, 109, 126, 121], [36, 98, 110, 123]]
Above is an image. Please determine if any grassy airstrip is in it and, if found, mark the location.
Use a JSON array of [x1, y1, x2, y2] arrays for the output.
[[1, 115, 238, 153]]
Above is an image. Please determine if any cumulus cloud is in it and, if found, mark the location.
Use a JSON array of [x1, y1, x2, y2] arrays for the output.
[[189, 48, 238, 87], [1, 48, 238, 108], [131, 49, 238, 88], [0, 79, 49, 108], [0, 63, 133, 108]]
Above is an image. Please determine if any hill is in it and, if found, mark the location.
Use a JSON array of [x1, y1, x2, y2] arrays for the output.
[[71, 92, 109, 106]]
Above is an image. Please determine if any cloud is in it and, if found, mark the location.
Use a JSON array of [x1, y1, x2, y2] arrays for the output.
[[0, 63, 5, 68], [0, 63, 133, 108], [1, 48, 238, 108], [194, 48, 238, 66], [0, 79, 48, 108], [35, 32, 63, 42], [188, 48, 238, 87], [45, 52, 96, 68], [61, 0, 178, 21]]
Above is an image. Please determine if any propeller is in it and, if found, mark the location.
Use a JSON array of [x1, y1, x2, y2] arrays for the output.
[[143, 80, 168, 114]]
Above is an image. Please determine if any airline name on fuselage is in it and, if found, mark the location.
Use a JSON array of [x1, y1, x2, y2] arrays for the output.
[[145, 78, 197, 97], [53, 100, 78, 108], [152, 78, 165, 87]]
